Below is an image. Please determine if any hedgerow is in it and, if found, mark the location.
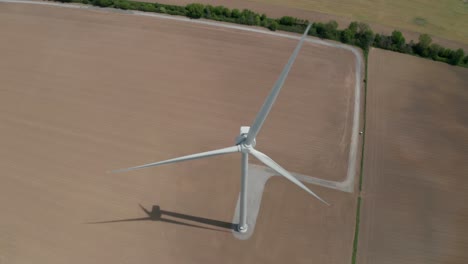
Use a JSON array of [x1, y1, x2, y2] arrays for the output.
[[57, 0, 467, 67]]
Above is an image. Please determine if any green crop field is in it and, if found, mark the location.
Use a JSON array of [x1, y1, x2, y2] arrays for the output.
[[254, 0, 468, 44]]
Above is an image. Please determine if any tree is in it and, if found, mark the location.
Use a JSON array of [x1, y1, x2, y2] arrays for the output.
[[374, 34, 392, 49], [114, 0, 130, 10], [254, 15, 261, 25], [401, 43, 413, 54], [341, 29, 355, 44], [308, 26, 317, 36], [159, 6, 167, 13], [442, 49, 455, 59], [312, 22, 325, 37], [212, 6, 224, 16], [357, 23, 371, 34], [419, 34, 432, 48], [231, 9, 241, 18], [428, 44, 441, 60], [391, 30, 406, 51], [414, 34, 432, 57], [204, 5, 214, 18], [463, 55, 468, 65], [279, 16, 296, 26], [355, 23, 374, 51], [222, 7, 231, 18], [92, 0, 113, 7], [373, 34, 381, 46], [235, 9, 257, 25], [185, 3, 204, 19], [449, 48, 465, 65], [268, 21, 278, 31], [317, 20, 339, 40], [136, 3, 156, 12], [348, 22, 358, 33]]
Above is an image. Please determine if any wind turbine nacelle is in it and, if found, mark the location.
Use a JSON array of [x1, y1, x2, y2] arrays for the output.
[[240, 126, 250, 135]]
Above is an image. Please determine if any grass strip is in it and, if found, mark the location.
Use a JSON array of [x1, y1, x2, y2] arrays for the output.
[[351, 50, 369, 264]]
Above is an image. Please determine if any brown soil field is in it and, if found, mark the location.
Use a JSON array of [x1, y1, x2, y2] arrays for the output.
[[156, 0, 468, 51], [0, 3, 359, 264], [358, 48, 468, 264]]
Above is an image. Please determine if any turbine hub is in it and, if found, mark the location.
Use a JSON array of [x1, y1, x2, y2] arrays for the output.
[[239, 143, 254, 153], [235, 126, 256, 148]]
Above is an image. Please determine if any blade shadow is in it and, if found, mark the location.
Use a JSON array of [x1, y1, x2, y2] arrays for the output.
[[87, 204, 235, 233]]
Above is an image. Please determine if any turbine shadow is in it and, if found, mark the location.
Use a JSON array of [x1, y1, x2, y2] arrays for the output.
[[87, 204, 235, 233]]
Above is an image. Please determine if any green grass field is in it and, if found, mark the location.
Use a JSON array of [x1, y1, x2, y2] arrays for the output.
[[254, 0, 468, 44]]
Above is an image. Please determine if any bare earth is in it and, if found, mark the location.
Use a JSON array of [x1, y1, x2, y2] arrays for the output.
[[358, 48, 468, 264], [0, 4, 358, 264]]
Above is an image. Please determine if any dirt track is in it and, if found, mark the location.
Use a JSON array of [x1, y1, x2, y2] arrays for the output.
[[0, 4, 358, 263], [358, 48, 468, 264]]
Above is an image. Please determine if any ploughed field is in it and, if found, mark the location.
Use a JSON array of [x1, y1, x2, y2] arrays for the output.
[[358, 48, 468, 264], [0, 3, 358, 264]]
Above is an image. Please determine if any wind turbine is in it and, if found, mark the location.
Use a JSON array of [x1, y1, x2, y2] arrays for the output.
[[112, 24, 328, 233]]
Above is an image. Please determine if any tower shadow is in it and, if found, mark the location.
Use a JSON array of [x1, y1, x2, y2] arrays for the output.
[[87, 204, 235, 232]]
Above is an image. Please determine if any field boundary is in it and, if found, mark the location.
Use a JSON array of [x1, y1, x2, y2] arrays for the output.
[[350, 50, 369, 264]]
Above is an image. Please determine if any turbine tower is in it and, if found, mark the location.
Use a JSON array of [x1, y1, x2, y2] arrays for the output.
[[112, 24, 328, 233]]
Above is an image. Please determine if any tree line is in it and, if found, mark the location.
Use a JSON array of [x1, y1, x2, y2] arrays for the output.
[[57, 0, 468, 67]]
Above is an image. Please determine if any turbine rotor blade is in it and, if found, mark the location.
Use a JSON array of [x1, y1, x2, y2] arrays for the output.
[[245, 24, 312, 145], [111, 145, 240, 173], [250, 148, 329, 205]]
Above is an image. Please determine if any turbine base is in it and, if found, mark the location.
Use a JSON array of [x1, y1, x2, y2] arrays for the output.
[[237, 224, 248, 233]]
